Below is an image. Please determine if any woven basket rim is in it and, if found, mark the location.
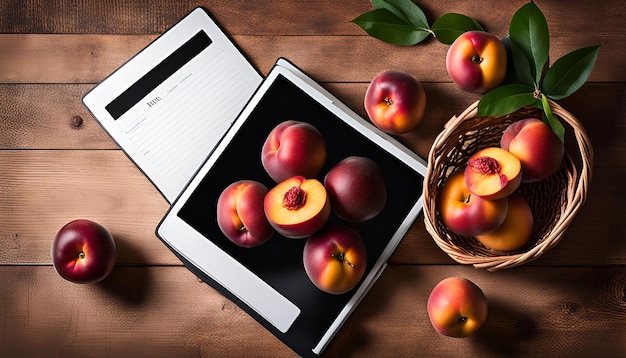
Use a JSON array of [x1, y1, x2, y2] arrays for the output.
[[423, 99, 593, 271]]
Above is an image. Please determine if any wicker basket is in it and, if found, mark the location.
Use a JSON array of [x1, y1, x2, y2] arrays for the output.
[[423, 99, 593, 271]]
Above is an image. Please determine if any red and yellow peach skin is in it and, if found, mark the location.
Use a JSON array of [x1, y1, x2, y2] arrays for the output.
[[324, 156, 387, 223], [216, 180, 275, 247], [427, 277, 488, 337], [261, 120, 326, 183], [446, 31, 507, 93], [501, 118, 565, 183], [364, 70, 426, 135], [476, 194, 534, 251], [438, 170, 508, 236], [303, 224, 367, 295]]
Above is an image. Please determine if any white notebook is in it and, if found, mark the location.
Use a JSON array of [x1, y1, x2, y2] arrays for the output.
[[83, 7, 427, 357], [83, 8, 262, 203]]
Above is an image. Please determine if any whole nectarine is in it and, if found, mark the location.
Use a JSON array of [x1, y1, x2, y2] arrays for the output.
[[324, 156, 387, 223], [216, 180, 275, 247], [364, 70, 426, 135], [261, 120, 326, 183], [438, 170, 508, 236], [501, 118, 565, 183], [427, 277, 488, 338], [446, 31, 507, 93], [303, 224, 367, 295], [475, 194, 533, 251], [52, 219, 116, 284]]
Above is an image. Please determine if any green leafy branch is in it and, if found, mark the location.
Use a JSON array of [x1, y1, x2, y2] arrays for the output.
[[351, 1, 601, 143], [476, 1, 600, 142], [350, 0, 483, 45]]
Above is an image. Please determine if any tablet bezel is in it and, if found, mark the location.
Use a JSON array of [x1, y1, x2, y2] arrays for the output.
[[156, 61, 427, 355]]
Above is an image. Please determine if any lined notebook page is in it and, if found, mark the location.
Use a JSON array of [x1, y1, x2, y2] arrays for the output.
[[112, 40, 261, 202]]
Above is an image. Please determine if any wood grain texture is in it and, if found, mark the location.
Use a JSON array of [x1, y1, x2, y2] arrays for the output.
[[0, 150, 174, 265], [1, 1, 624, 357], [1, 83, 623, 266], [0, 82, 479, 152], [0, 84, 115, 149], [0, 33, 622, 84], [0, 265, 624, 357], [327, 265, 626, 357], [0, 266, 293, 358], [1, 82, 623, 155], [0, 0, 623, 37]]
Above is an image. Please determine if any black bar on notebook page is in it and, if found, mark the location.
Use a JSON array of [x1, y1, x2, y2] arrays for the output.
[[105, 30, 212, 120]]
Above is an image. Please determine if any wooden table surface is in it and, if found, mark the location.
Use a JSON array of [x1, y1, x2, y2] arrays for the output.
[[1, 1, 624, 357]]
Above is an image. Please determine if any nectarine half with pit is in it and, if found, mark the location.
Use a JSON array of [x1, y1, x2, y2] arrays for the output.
[[324, 156, 387, 223], [464, 147, 522, 200], [264, 176, 331, 239]]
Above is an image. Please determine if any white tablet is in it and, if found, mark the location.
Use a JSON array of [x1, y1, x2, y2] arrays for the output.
[[82, 8, 262, 203], [156, 59, 427, 356]]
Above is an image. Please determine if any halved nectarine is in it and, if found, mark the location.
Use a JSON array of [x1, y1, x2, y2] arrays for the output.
[[264, 176, 331, 239], [464, 147, 522, 200]]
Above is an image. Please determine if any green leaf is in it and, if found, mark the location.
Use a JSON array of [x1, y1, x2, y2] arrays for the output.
[[509, 1, 550, 85], [351, 9, 431, 46], [432, 13, 484, 45], [509, 38, 535, 87], [540, 94, 565, 142], [542, 45, 600, 100], [477, 83, 537, 117], [372, 0, 430, 29]]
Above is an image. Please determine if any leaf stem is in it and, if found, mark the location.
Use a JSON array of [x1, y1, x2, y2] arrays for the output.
[[540, 93, 565, 143], [421, 28, 436, 37]]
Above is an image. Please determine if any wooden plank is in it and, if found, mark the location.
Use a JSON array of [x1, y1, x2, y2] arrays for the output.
[[0, 34, 156, 84], [0, 82, 480, 152], [1, 83, 624, 266], [0, 0, 622, 38], [1, 82, 622, 154], [0, 265, 293, 358], [328, 265, 626, 357], [0, 265, 624, 357], [0, 84, 116, 149], [0, 144, 624, 267], [0, 33, 621, 84], [0, 2, 623, 358], [0, 150, 175, 265]]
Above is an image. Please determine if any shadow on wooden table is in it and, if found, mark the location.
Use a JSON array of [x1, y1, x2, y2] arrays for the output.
[[325, 266, 422, 356], [96, 233, 154, 306], [472, 297, 537, 356]]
